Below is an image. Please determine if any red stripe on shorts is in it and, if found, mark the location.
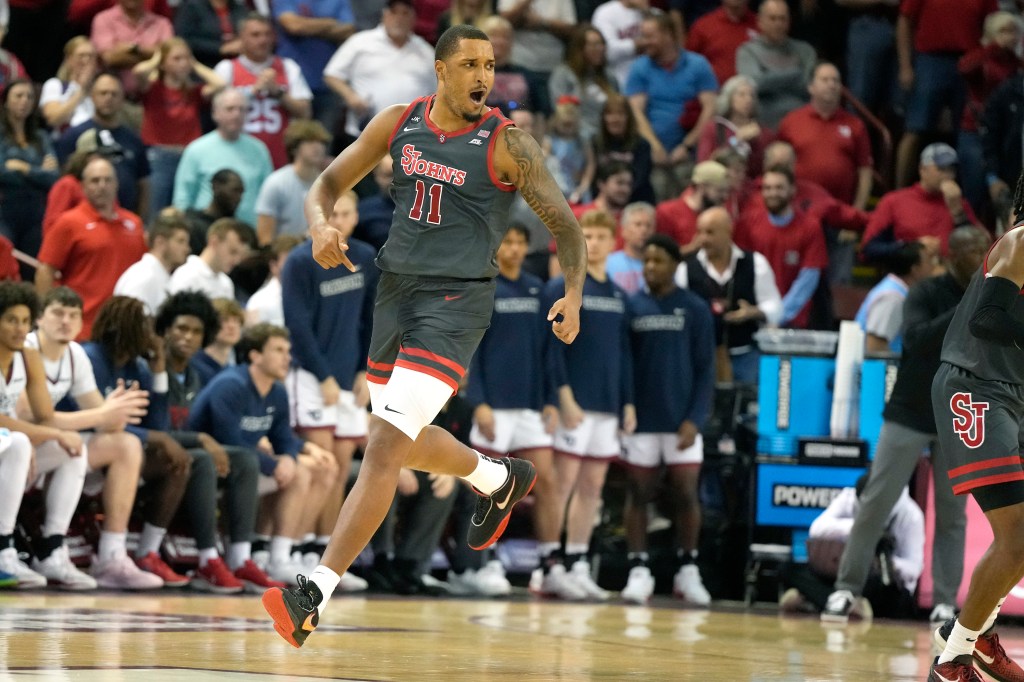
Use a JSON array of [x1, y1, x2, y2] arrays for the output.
[[399, 346, 466, 376], [952, 470, 1024, 495], [948, 455, 1024, 480], [394, 358, 459, 392]]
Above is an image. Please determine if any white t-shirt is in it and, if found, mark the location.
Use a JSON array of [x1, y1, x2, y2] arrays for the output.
[[591, 0, 644, 88], [255, 165, 313, 238], [497, 0, 576, 73], [167, 255, 235, 301], [246, 277, 284, 326], [25, 332, 98, 406], [39, 78, 95, 133], [322, 25, 435, 136], [113, 252, 171, 316], [0, 351, 26, 418]]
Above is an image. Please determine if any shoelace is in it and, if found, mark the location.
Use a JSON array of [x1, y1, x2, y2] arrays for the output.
[[293, 574, 316, 611], [982, 633, 1010, 665], [472, 495, 491, 524]]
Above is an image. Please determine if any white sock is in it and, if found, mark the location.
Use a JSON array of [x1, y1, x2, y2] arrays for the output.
[[565, 543, 589, 557], [136, 523, 167, 558], [309, 565, 341, 614], [982, 598, 1005, 633], [462, 452, 509, 495], [537, 542, 561, 559], [316, 535, 331, 546], [98, 531, 127, 562], [302, 533, 316, 545], [227, 541, 251, 570], [197, 548, 219, 568], [270, 536, 293, 565], [42, 453, 87, 537], [0, 434, 31, 535], [939, 619, 982, 664]]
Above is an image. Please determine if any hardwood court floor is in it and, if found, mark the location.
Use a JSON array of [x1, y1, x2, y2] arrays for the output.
[[0, 591, 1012, 681]]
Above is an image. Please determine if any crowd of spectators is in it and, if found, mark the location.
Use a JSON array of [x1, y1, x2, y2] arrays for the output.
[[0, 0, 1019, 607]]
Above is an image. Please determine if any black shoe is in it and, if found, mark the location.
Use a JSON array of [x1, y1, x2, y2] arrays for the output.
[[467, 457, 537, 550], [262, 574, 323, 648]]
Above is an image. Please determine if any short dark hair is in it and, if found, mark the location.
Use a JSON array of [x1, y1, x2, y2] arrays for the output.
[[237, 322, 289, 364], [887, 241, 926, 277], [505, 223, 530, 244], [435, 24, 490, 62], [240, 11, 272, 30], [0, 282, 39, 320], [41, 286, 83, 312], [149, 211, 190, 243], [644, 234, 683, 262], [596, 160, 632, 186], [154, 291, 220, 348], [211, 168, 242, 188], [764, 164, 795, 186]]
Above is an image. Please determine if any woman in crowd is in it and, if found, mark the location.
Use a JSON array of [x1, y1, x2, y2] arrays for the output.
[[590, 93, 654, 203], [0, 79, 58, 277], [548, 25, 618, 140], [134, 37, 225, 223], [697, 75, 772, 179], [39, 36, 97, 134]]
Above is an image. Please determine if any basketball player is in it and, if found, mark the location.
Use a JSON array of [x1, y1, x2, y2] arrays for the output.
[[262, 24, 586, 648], [928, 172, 1024, 682]]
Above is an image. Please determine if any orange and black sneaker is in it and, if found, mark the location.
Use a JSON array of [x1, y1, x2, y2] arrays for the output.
[[262, 574, 323, 648], [467, 457, 537, 551], [935, 618, 1024, 682]]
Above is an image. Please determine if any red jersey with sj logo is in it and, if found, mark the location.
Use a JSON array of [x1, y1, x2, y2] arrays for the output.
[[228, 57, 290, 168]]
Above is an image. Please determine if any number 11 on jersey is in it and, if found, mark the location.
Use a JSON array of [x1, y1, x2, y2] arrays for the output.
[[409, 179, 444, 225]]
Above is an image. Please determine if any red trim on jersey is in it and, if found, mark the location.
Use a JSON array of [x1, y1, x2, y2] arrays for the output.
[[948, 455, 1024, 479], [552, 449, 586, 460], [333, 435, 367, 443], [366, 358, 396, 372], [366, 373, 389, 385], [394, 358, 460, 392], [399, 345, 466, 376], [487, 120, 517, 192], [388, 98, 427, 149], [296, 425, 336, 433], [423, 95, 507, 140], [983, 223, 1024, 280], [952, 470, 1024, 495]]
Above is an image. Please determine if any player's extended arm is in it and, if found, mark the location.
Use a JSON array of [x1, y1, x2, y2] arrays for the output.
[[495, 126, 586, 343], [969, 228, 1024, 346], [304, 104, 405, 271]]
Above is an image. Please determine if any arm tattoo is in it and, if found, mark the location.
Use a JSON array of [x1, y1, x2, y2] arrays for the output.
[[504, 128, 586, 292]]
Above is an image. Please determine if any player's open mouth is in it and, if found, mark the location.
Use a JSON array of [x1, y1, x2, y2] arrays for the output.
[[469, 90, 485, 105]]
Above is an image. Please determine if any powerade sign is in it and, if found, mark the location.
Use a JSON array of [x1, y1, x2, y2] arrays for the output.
[[755, 462, 865, 528]]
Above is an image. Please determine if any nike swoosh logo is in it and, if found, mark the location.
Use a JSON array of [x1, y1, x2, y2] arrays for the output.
[[966, 638, 977, 642], [495, 477, 515, 509], [302, 611, 317, 632], [976, 649, 995, 665], [384, 404, 404, 415], [444, 294, 462, 301], [404, 126, 417, 131], [932, 673, 957, 682]]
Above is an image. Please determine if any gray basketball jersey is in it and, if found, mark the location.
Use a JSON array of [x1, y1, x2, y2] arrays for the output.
[[942, 238, 1024, 385], [0, 351, 27, 418], [377, 96, 517, 280]]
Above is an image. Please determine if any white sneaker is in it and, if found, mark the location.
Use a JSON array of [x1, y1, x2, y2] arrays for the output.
[[447, 568, 482, 596], [568, 560, 610, 601], [32, 546, 96, 591], [476, 560, 512, 596], [338, 571, 368, 592], [301, 551, 320, 574], [265, 557, 305, 585], [539, 564, 587, 600], [673, 564, 711, 606], [621, 565, 654, 604], [92, 553, 164, 590], [929, 603, 956, 625], [252, 549, 270, 571], [0, 548, 46, 589], [528, 567, 544, 594]]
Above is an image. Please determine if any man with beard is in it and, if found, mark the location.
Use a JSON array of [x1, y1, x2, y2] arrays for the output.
[[114, 211, 192, 316], [736, 166, 827, 329]]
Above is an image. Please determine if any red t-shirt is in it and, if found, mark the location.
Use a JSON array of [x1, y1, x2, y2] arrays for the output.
[[141, 80, 203, 147], [42, 176, 85, 237], [861, 183, 978, 255], [38, 202, 147, 339], [685, 7, 759, 85], [901, 0, 997, 54], [738, 207, 827, 328], [776, 105, 873, 205], [655, 194, 700, 249], [0, 236, 20, 282], [958, 44, 1022, 132]]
